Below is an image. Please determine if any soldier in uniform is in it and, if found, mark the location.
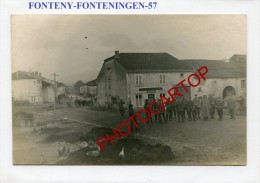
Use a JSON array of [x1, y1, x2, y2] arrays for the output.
[[216, 97, 224, 121], [78, 99, 82, 108], [118, 99, 125, 117], [186, 98, 194, 121], [176, 98, 185, 122], [129, 104, 138, 131], [152, 99, 159, 123], [209, 95, 216, 119], [172, 101, 177, 119], [166, 100, 173, 122], [201, 95, 210, 121], [67, 96, 72, 108], [158, 99, 167, 124], [144, 99, 152, 124], [228, 96, 236, 119], [75, 97, 79, 108], [193, 94, 201, 119], [169, 98, 174, 120], [128, 100, 132, 108], [182, 97, 188, 119]]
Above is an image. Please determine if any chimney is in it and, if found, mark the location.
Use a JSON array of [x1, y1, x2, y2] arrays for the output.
[[39, 72, 41, 77], [115, 51, 119, 59]]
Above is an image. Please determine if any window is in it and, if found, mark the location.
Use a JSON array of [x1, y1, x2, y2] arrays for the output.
[[108, 78, 111, 89], [135, 94, 143, 106], [241, 80, 246, 88], [135, 74, 142, 85], [30, 96, 36, 102], [160, 74, 166, 84], [111, 97, 117, 104], [160, 93, 165, 97], [180, 73, 184, 77]]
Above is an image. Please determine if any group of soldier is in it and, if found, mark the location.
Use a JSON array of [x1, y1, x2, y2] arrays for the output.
[[118, 94, 237, 127], [74, 97, 87, 108], [172, 94, 227, 122]]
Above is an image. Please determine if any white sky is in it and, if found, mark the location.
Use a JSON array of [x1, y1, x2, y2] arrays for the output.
[[12, 15, 246, 85]]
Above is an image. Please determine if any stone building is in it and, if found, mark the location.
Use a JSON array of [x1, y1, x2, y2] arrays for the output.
[[80, 79, 97, 97], [96, 51, 246, 109], [183, 54, 246, 99], [96, 51, 195, 108], [12, 71, 66, 104]]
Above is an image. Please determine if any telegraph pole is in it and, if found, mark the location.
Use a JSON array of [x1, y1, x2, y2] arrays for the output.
[[51, 73, 59, 111]]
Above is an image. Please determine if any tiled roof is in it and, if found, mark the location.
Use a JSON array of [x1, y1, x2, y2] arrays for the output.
[[105, 52, 193, 72], [12, 71, 65, 85], [230, 54, 246, 62], [85, 79, 97, 86], [182, 59, 229, 69], [12, 71, 35, 80], [182, 59, 246, 78]]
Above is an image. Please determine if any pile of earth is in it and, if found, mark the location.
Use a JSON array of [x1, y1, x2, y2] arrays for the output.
[[57, 127, 175, 165]]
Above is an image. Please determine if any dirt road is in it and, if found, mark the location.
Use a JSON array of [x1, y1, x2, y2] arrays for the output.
[[13, 106, 246, 165]]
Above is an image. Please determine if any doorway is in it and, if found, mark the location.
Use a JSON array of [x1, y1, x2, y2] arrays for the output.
[[148, 94, 155, 103], [222, 86, 236, 99]]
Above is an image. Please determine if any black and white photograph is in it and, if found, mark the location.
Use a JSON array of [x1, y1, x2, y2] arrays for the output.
[[12, 15, 247, 165]]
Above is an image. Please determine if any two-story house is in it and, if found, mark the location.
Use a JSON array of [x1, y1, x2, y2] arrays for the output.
[[80, 79, 97, 97], [183, 54, 246, 100], [12, 71, 66, 104], [96, 51, 194, 108]]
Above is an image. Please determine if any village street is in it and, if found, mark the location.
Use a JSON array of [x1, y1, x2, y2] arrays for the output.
[[13, 105, 246, 165]]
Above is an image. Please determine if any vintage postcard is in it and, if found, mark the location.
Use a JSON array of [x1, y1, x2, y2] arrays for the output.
[[12, 15, 246, 165]]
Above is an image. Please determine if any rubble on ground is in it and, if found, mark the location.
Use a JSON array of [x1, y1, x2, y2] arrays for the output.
[[57, 127, 175, 165]]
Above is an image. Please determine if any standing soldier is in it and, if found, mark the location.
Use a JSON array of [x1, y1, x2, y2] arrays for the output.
[[82, 99, 86, 107], [183, 97, 188, 119], [75, 97, 79, 108], [193, 94, 201, 120], [166, 100, 173, 122], [172, 100, 177, 119], [152, 99, 159, 123], [200, 95, 210, 121], [228, 96, 236, 119], [78, 99, 82, 108], [129, 104, 138, 131], [209, 95, 216, 119], [192, 101, 197, 121], [158, 99, 167, 124], [144, 99, 152, 124], [186, 98, 194, 121], [128, 100, 132, 109], [216, 97, 224, 121], [67, 96, 72, 108], [176, 98, 185, 122], [118, 99, 125, 117], [169, 102, 174, 120]]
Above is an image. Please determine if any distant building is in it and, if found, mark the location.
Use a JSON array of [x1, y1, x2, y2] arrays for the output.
[[183, 54, 246, 99], [12, 71, 66, 104], [96, 51, 246, 108], [96, 51, 194, 108], [80, 79, 97, 96]]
